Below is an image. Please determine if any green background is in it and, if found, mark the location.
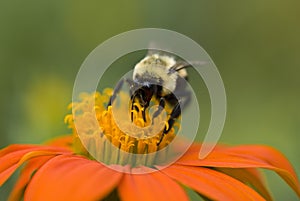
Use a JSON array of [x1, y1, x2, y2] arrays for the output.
[[0, 1, 299, 200]]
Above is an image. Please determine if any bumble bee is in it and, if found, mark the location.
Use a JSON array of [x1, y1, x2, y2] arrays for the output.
[[108, 51, 194, 144]]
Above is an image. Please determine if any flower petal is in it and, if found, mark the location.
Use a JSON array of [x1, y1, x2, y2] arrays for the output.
[[8, 155, 56, 201], [24, 155, 123, 201], [0, 144, 70, 172], [45, 135, 73, 150], [0, 145, 70, 186], [227, 145, 298, 178], [177, 144, 300, 197], [217, 168, 272, 201], [118, 166, 189, 201], [0, 151, 65, 186], [0, 144, 37, 158], [161, 165, 265, 201]]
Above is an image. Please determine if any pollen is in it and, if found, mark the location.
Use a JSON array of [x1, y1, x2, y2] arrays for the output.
[[66, 88, 178, 166]]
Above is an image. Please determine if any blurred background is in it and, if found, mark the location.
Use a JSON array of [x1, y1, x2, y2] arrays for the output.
[[0, 0, 299, 200]]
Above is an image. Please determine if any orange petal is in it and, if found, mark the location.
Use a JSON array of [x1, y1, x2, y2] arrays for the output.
[[161, 165, 265, 201], [177, 145, 300, 197], [217, 168, 272, 201], [0, 144, 37, 157], [227, 145, 298, 178], [8, 155, 56, 201], [45, 135, 73, 150], [0, 150, 65, 186], [24, 155, 123, 201], [118, 166, 189, 201], [0, 144, 70, 174]]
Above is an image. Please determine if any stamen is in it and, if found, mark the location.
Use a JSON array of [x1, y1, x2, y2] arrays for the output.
[[133, 102, 144, 111], [66, 89, 178, 167], [134, 118, 145, 127], [64, 114, 73, 125], [130, 110, 138, 120], [164, 121, 169, 131]]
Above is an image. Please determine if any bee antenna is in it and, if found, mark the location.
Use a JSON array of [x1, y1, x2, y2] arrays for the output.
[[170, 60, 208, 73]]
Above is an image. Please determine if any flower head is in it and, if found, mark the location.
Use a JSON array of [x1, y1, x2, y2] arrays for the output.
[[0, 89, 300, 201], [65, 89, 178, 167]]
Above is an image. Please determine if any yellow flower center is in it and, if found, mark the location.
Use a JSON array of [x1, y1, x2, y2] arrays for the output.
[[65, 88, 179, 166]]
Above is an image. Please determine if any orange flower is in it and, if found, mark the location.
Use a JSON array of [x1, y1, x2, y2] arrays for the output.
[[0, 89, 300, 201]]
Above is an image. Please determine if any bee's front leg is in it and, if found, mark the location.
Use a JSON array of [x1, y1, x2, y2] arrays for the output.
[[107, 79, 125, 108], [157, 100, 181, 146]]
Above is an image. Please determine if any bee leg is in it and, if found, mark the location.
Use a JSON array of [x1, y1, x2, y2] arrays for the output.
[[142, 109, 146, 122], [164, 101, 181, 133], [131, 99, 134, 121], [127, 80, 141, 122], [157, 101, 181, 146], [142, 102, 151, 122], [151, 97, 165, 122], [126, 79, 136, 96], [132, 98, 147, 122], [107, 79, 125, 108], [130, 93, 139, 122]]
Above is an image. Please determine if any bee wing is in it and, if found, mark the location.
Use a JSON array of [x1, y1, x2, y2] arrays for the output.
[[147, 41, 172, 56], [147, 49, 168, 57]]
